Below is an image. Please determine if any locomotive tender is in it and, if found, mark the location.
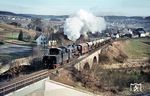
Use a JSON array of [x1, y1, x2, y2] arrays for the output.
[[42, 37, 111, 68]]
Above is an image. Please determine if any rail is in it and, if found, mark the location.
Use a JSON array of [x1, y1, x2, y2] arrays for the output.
[[0, 70, 49, 95]]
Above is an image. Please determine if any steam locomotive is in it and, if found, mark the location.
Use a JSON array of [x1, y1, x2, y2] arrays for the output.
[[42, 37, 111, 68]]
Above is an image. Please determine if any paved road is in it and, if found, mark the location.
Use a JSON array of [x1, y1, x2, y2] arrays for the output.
[[0, 43, 32, 54]]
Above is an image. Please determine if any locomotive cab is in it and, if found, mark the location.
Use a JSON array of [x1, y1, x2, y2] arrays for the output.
[[49, 48, 61, 55], [43, 48, 63, 68]]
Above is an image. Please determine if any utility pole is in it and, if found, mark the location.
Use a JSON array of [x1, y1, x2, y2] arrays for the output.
[[43, 35, 46, 56], [12, 29, 13, 42]]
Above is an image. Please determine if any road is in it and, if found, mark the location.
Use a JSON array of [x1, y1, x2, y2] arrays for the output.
[[0, 43, 31, 55]]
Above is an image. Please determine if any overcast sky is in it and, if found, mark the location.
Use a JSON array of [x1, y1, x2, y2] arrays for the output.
[[0, 0, 150, 16]]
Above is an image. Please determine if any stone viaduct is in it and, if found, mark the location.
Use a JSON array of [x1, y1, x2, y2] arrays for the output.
[[74, 45, 109, 71]]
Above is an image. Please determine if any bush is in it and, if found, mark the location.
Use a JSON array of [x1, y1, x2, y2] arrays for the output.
[[114, 53, 128, 63], [18, 30, 31, 41], [30, 57, 43, 68], [18, 30, 23, 41], [99, 54, 110, 64], [98, 70, 143, 91], [0, 41, 4, 45]]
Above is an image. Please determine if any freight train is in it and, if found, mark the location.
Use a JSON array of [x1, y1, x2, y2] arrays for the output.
[[42, 37, 111, 68]]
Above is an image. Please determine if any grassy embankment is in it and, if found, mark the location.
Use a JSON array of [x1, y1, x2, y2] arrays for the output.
[[125, 38, 150, 58]]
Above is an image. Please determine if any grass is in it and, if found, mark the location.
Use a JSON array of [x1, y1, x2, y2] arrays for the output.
[[125, 37, 150, 58], [0, 28, 19, 40], [5, 32, 19, 40], [0, 27, 36, 46]]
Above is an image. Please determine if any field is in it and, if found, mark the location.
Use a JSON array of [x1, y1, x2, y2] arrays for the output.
[[0, 24, 19, 38], [5, 32, 19, 40], [125, 37, 150, 58]]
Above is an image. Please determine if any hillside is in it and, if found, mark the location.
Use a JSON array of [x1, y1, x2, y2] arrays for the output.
[[0, 23, 36, 41], [0, 11, 16, 16]]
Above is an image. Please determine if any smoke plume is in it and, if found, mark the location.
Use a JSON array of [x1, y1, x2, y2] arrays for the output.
[[64, 9, 106, 41]]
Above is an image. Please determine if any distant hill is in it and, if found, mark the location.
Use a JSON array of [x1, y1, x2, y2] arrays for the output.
[[0, 10, 68, 19], [21, 14, 68, 19], [1, 10, 148, 20], [145, 16, 150, 20], [0, 10, 32, 18], [0, 11, 16, 16], [104, 16, 144, 20]]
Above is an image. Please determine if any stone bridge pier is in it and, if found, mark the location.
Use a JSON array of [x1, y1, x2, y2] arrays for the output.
[[74, 49, 103, 71]]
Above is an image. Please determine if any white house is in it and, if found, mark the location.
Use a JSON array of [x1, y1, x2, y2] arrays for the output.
[[116, 33, 120, 38], [140, 32, 149, 37], [36, 33, 47, 46]]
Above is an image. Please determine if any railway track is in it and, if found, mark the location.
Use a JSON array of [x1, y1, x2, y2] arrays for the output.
[[0, 69, 49, 95], [0, 41, 112, 95]]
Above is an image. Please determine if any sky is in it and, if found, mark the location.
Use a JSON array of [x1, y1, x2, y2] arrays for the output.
[[0, 0, 150, 16]]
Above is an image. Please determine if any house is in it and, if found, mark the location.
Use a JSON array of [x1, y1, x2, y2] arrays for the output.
[[111, 33, 120, 39], [120, 28, 133, 38], [133, 28, 147, 37], [116, 33, 120, 38], [36, 33, 47, 46]]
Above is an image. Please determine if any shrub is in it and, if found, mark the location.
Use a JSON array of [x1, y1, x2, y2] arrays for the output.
[[18, 30, 31, 41], [99, 54, 110, 64], [0, 41, 4, 45], [18, 30, 23, 41], [30, 57, 43, 69], [98, 70, 143, 91], [114, 53, 128, 63]]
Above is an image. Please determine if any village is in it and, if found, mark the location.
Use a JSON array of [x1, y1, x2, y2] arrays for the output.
[[0, 12, 150, 67]]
